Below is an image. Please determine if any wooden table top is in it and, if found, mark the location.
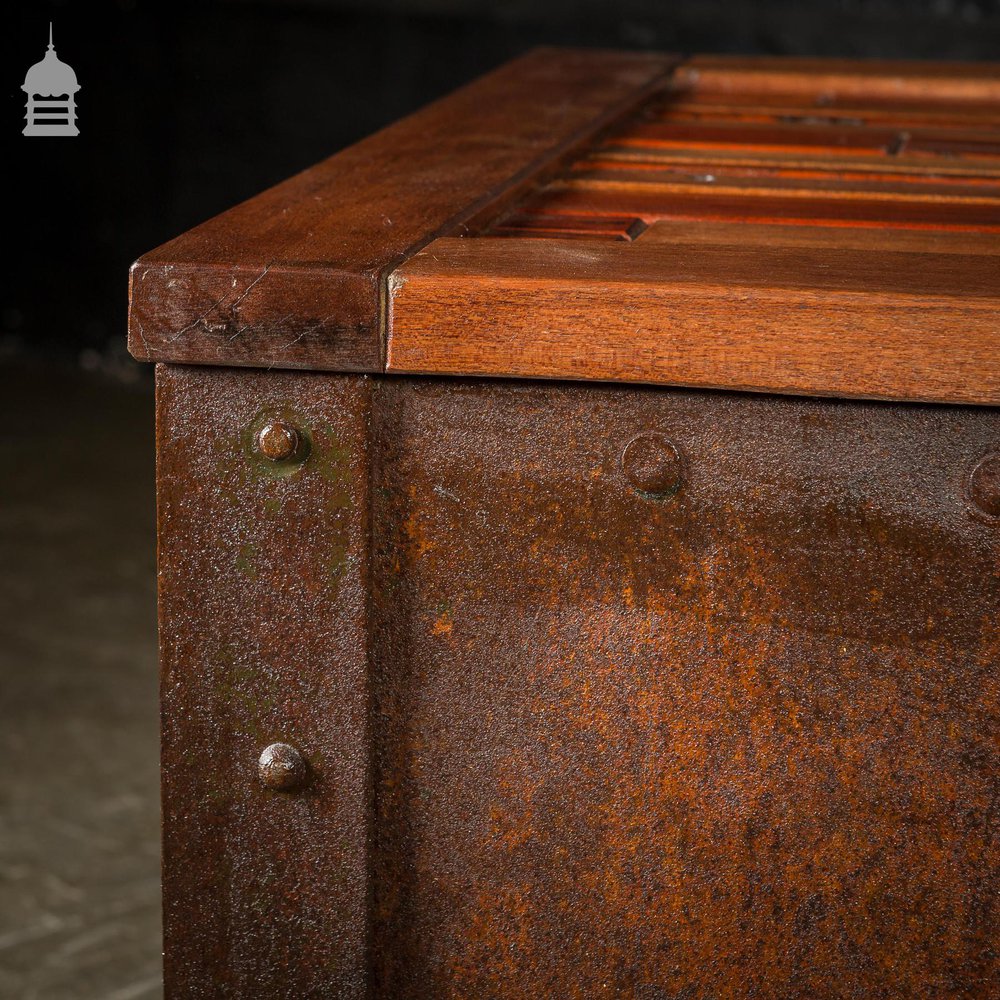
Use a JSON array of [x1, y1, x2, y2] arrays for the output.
[[130, 49, 1000, 405]]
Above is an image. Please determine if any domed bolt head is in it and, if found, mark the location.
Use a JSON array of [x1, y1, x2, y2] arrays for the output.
[[255, 421, 300, 462], [621, 433, 684, 498], [257, 742, 308, 791], [969, 453, 1000, 518]]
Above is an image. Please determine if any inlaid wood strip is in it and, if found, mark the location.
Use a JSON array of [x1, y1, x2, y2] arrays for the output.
[[387, 236, 1000, 405]]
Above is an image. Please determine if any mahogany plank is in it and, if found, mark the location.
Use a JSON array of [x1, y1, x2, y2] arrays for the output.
[[618, 120, 1000, 162], [590, 145, 1000, 181], [646, 97, 1000, 129], [128, 48, 678, 371], [565, 165, 1000, 205], [386, 235, 1000, 405], [621, 120, 905, 154], [637, 219, 1000, 254], [677, 56, 1000, 105], [490, 59, 1000, 242], [580, 153, 1000, 188], [519, 184, 1000, 231]]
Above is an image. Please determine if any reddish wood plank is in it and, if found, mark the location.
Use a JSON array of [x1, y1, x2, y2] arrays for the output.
[[678, 56, 1000, 105], [580, 153, 1000, 188], [638, 219, 1000, 254], [621, 119, 905, 154], [646, 96, 1000, 129], [591, 144, 1000, 181], [565, 165, 1000, 204], [617, 120, 1000, 162], [386, 235, 1000, 406], [519, 183, 1000, 232], [493, 57, 1000, 241], [128, 48, 678, 371]]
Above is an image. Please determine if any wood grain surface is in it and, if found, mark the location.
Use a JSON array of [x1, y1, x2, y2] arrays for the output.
[[128, 48, 677, 372], [677, 55, 1000, 104], [130, 50, 1000, 404], [387, 231, 1000, 405], [485, 59, 1000, 241], [387, 53, 1000, 404]]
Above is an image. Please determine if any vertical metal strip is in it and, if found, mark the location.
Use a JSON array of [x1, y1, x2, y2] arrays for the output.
[[156, 365, 373, 997]]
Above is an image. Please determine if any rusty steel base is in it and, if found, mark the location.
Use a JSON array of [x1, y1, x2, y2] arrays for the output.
[[156, 365, 999, 999]]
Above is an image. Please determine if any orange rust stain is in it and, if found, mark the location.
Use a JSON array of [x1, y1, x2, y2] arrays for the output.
[[431, 610, 453, 635]]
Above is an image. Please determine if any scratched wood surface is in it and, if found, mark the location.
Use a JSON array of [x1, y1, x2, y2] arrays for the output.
[[128, 51, 1000, 404], [127, 48, 677, 372], [387, 54, 1000, 405]]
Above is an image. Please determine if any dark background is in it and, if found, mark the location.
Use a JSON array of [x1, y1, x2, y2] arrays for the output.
[[3, 0, 1000, 372]]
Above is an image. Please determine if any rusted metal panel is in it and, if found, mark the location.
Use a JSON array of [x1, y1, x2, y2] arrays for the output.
[[157, 368, 998, 997], [156, 365, 373, 998], [370, 379, 999, 998]]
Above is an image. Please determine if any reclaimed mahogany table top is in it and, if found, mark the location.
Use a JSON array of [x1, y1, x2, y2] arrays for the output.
[[130, 51, 1000, 998], [129, 49, 1000, 405]]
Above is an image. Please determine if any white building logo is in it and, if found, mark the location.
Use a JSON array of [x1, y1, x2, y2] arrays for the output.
[[22, 24, 80, 137]]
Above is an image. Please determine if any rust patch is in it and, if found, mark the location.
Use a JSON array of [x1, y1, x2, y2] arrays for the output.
[[156, 369, 998, 997], [370, 378, 999, 999], [156, 366, 373, 998]]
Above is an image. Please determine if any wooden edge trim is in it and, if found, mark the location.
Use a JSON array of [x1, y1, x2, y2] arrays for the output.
[[128, 47, 681, 371], [385, 235, 1000, 406], [676, 55, 1000, 105]]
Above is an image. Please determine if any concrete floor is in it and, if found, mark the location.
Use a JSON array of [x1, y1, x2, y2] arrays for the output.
[[0, 363, 162, 998]]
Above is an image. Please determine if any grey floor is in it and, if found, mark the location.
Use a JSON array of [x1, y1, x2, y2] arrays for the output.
[[0, 362, 162, 998]]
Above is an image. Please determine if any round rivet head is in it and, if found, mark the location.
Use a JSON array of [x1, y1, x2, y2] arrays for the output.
[[256, 421, 300, 462], [970, 453, 1000, 517], [622, 433, 684, 497], [258, 742, 308, 791]]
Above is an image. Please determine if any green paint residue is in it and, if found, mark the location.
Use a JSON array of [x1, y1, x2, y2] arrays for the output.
[[235, 542, 258, 578]]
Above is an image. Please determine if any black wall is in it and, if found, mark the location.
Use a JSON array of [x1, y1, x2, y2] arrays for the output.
[[4, 0, 999, 364]]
